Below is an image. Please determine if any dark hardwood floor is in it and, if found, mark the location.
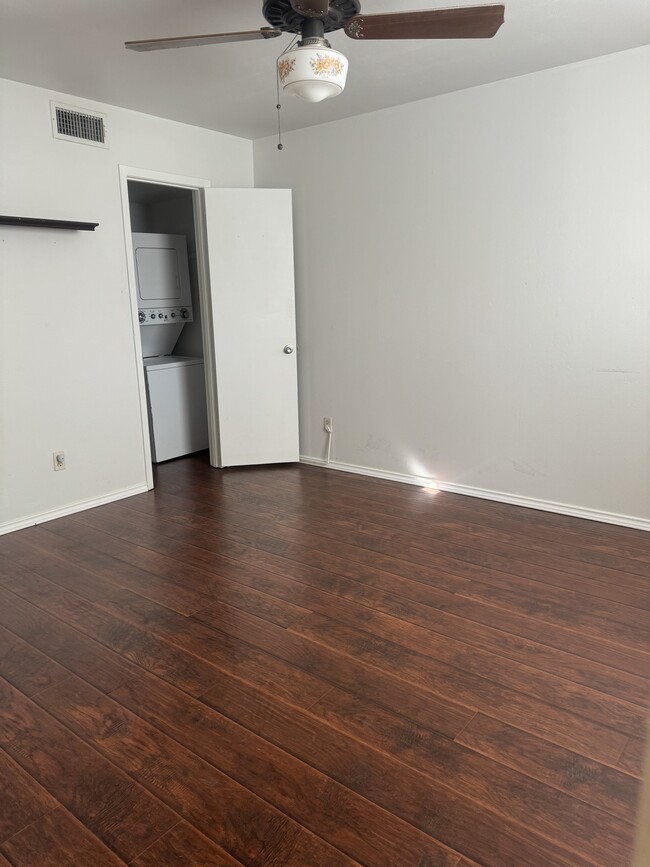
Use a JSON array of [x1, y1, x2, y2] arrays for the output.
[[0, 454, 648, 865]]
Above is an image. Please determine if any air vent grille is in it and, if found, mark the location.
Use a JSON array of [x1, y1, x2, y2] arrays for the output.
[[51, 102, 108, 148]]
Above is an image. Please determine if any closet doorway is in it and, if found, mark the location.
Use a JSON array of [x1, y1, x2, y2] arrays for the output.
[[119, 166, 300, 490]]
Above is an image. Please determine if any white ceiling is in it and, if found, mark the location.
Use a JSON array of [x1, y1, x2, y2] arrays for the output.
[[1, 1, 648, 140]]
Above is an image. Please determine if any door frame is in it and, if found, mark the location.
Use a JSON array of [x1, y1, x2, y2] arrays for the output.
[[118, 165, 217, 489]]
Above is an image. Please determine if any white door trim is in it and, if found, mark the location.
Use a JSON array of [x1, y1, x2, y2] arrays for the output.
[[118, 165, 212, 489], [193, 189, 222, 467]]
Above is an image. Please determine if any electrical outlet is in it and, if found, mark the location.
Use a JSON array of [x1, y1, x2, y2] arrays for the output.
[[53, 451, 66, 471], [323, 417, 333, 433]]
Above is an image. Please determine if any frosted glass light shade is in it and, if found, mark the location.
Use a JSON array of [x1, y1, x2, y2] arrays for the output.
[[278, 44, 348, 103]]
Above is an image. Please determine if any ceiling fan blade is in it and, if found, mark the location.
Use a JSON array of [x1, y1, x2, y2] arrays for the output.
[[289, 0, 330, 18], [125, 28, 282, 52], [344, 4, 505, 40]]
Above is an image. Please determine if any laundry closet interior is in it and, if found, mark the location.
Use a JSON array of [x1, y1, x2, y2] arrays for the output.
[[127, 181, 209, 466]]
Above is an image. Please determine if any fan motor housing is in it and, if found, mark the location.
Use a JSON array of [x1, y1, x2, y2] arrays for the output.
[[263, 0, 360, 34]]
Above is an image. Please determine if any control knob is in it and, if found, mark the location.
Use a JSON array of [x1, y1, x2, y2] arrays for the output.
[[138, 311, 145, 323], [158, 313, 164, 319], [150, 314, 156, 320], [181, 309, 189, 319]]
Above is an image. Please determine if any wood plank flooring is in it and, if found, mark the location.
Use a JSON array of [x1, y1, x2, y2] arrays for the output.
[[0, 454, 648, 865]]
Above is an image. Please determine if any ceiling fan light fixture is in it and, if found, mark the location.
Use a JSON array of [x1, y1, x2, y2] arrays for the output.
[[278, 40, 348, 103]]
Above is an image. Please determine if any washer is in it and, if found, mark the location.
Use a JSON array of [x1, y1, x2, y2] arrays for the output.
[[143, 356, 209, 462]]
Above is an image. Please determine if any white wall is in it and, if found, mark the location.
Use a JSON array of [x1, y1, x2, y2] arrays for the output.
[[254, 46, 650, 527], [0, 78, 253, 532]]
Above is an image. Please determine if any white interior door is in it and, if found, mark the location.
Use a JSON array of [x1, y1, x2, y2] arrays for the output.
[[203, 188, 299, 467]]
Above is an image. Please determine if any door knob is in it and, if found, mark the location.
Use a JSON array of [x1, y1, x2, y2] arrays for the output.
[[283, 345, 294, 354]]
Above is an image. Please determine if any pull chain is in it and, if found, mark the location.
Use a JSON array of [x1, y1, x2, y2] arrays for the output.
[[275, 36, 298, 152], [276, 62, 283, 151]]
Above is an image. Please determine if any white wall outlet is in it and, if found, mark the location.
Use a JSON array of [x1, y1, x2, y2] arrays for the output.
[[323, 417, 333, 433], [53, 451, 66, 471]]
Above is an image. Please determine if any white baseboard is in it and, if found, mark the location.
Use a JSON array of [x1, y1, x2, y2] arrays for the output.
[[300, 455, 650, 532], [0, 484, 150, 537]]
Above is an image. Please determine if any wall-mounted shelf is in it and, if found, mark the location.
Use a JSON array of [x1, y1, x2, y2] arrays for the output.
[[0, 216, 99, 231]]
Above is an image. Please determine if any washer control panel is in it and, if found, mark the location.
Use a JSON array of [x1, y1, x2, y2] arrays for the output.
[[139, 307, 193, 325]]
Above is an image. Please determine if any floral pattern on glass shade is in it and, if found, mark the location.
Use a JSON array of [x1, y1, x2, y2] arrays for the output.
[[310, 53, 344, 78], [278, 57, 297, 83]]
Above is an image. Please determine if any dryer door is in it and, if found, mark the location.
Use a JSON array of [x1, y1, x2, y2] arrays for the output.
[[132, 233, 192, 310]]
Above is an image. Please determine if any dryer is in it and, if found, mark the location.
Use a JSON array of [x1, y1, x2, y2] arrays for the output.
[[132, 232, 193, 357]]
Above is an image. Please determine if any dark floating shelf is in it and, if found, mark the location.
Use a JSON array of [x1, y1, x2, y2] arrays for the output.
[[0, 216, 99, 231]]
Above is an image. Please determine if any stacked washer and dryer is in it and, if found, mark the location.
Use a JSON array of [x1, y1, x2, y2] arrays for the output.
[[132, 232, 209, 463]]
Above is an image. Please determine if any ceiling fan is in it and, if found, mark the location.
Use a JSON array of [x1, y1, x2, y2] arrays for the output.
[[126, 2, 505, 104]]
